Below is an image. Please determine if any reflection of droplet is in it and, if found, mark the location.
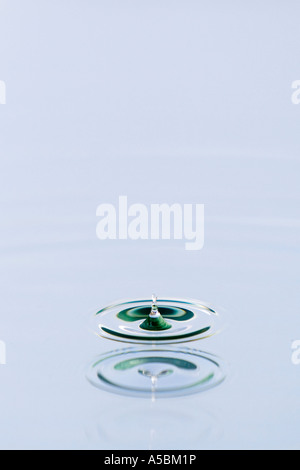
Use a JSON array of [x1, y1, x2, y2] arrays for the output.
[[138, 367, 173, 402], [86, 347, 226, 398], [138, 368, 173, 380], [94, 297, 220, 344]]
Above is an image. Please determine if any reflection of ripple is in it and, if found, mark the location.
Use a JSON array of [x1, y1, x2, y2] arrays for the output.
[[86, 347, 226, 398], [86, 402, 222, 449], [94, 298, 220, 344]]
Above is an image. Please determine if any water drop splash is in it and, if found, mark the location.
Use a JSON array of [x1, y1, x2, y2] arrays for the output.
[[150, 294, 159, 317], [94, 297, 220, 344], [139, 294, 172, 331]]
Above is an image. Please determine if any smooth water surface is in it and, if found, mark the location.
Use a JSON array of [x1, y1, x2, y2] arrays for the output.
[[1, 1, 300, 450]]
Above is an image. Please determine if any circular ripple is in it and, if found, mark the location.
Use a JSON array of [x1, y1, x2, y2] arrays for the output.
[[94, 298, 219, 344], [86, 347, 226, 398], [87, 404, 221, 448]]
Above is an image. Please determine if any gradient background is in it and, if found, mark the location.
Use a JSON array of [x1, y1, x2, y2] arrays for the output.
[[0, 0, 300, 449]]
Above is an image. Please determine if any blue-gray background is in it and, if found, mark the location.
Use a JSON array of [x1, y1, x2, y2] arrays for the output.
[[0, 0, 300, 449]]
